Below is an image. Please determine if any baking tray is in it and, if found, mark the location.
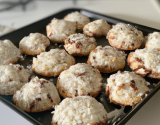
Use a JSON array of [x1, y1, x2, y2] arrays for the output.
[[0, 8, 160, 125]]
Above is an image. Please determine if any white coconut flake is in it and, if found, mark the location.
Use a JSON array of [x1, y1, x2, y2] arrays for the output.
[[107, 107, 125, 123], [49, 78, 54, 83], [26, 65, 32, 73]]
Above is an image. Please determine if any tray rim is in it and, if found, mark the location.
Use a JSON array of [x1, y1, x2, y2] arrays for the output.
[[0, 8, 160, 125]]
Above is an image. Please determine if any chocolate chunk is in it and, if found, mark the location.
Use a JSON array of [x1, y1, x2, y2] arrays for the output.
[[47, 94, 53, 103], [19, 67, 22, 70], [75, 90, 78, 96], [130, 80, 138, 91], [76, 42, 82, 49], [30, 100, 35, 110], [9, 79, 13, 82], [131, 43, 134, 46], [36, 98, 41, 101], [76, 72, 86, 77], [40, 80, 46, 88], [135, 58, 143, 63]]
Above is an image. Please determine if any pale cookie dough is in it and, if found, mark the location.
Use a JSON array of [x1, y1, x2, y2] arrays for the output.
[[107, 23, 143, 50], [12, 77, 61, 112], [19, 33, 50, 55], [57, 63, 102, 98], [0, 64, 30, 95], [145, 32, 160, 50], [83, 19, 111, 37], [106, 71, 149, 106], [64, 33, 97, 56], [0, 39, 20, 65], [127, 48, 160, 79], [46, 18, 76, 43], [32, 49, 75, 77], [87, 46, 126, 73], [51, 96, 108, 125], [64, 11, 90, 29]]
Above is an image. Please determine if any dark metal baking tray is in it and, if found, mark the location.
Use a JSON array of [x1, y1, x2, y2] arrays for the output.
[[0, 8, 160, 125]]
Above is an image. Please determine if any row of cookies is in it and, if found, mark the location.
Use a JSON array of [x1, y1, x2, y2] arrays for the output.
[[46, 11, 160, 57], [46, 11, 158, 51], [16, 11, 160, 78], [17, 11, 160, 59], [46, 11, 111, 44], [17, 31, 160, 79], [27, 45, 160, 80]]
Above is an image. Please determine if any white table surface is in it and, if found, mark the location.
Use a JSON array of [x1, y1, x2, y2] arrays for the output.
[[0, 0, 160, 125]]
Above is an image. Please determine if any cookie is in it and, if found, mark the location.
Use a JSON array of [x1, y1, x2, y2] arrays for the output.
[[145, 32, 160, 50], [0, 64, 30, 95], [19, 33, 50, 55], [107, 23, 143, 50], [46, 18, 76, 43], [57, 63, 102, 98], [106, 71, 149, 106], [32, 49, 75, 77], [12, 77, 61, 112], [51, 96, 108, 125], [64, 33, 97, 56], [0, 39, 20, 65], [87, 46, 126, 73], [64, 11, 90, 29], [83, 19, 111, 37], [127, 48, 160, 79]]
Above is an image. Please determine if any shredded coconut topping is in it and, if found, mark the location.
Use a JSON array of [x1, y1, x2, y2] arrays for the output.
[[145, 32, 160, 50], [0, 64, 30, 95], [58, 63, 102, 96], [0, 39, 20, 65], [46, 18, 76, 43], [13, 77, 60, 112], [83, 19, 111, 37], [52, 96, 107, 125], [19, 33, 50, 55], [64, 33, 97, 55], [64, 11, 90, 29], [32, 49, 75, 76], [107, 23, 143, 50], [106, 71, 149, 106], [130, 48, 160, 73], [88, 46, 126, 67]]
